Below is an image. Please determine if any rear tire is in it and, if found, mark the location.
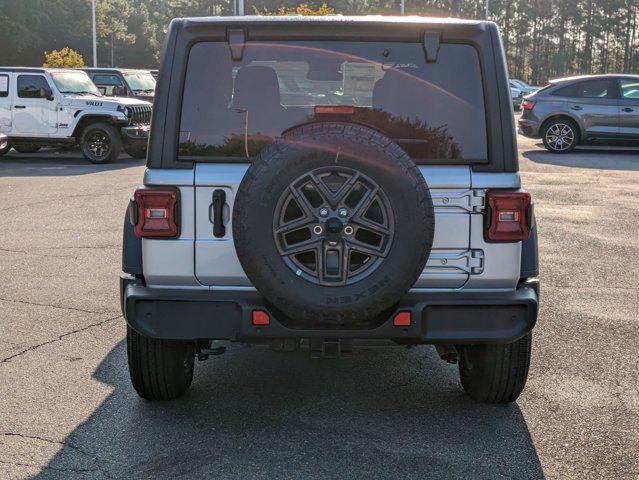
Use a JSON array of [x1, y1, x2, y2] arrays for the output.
[[14, 144, 41, 154], [541, 118, 579, 153], [79, 122, 121, 164], [126, 326, 195, 401], [457, 333, 532, 404], [0, 144, 10, 156]]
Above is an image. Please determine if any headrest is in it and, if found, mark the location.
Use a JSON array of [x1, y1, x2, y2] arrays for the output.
[[232, 65, 281, 109]]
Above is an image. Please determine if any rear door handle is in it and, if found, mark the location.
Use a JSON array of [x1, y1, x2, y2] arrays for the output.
[[570, 105, 582, 111], [622, 107, 634, 112], [211, 189, 226, 238], [13, 105, 26, 109]]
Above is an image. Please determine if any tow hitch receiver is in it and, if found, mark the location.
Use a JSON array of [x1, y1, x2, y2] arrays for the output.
[[310, 339, 353, 358]]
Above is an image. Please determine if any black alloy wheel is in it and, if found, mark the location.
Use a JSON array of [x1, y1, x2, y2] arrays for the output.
[[273, 166, 394, 286]]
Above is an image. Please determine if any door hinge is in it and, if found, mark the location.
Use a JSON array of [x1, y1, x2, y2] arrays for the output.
[[227, 28, 246, 61], [426, 249, 484, 274], [423, 30, 441, 63], [431, 189, 485, 213]]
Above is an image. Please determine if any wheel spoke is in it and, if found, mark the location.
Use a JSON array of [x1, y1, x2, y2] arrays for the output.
[[275, 215, 316, 235], [330, 172, 361, 206], [345, 236, 387, 258], [280, 237, 322, 256], [290, 184, 321, 218], [318, 241, 348, 285], [309, 172, 341, 208]]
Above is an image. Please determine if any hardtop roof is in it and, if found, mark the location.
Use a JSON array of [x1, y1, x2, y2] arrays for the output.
[[177, 15, 487, 29], [82, 68, 153, 74], [0, 67, 86, 74]]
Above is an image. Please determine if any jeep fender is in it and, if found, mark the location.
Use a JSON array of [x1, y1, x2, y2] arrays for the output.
[[71, 111, 128, 138]]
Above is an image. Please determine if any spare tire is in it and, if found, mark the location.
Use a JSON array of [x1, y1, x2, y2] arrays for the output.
[[233, 123, 434, 326]]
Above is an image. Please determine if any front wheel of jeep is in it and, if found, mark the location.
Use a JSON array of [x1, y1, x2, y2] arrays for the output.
[[126, 326, 195, 401], [79, 122, 121, 164], [457, 333, 532, 404]]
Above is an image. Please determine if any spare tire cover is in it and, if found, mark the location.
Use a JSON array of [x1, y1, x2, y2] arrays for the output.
[[233, 122, 434, 326]]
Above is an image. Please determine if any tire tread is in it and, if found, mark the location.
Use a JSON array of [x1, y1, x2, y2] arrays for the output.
[[459, 333, 532, 403], [126, 326, 194, 401]]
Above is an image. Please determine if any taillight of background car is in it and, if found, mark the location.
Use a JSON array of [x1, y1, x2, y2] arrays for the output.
[[486, 191, 532, 242], [131, 187, 180, 238], [522, 99, 536, 110]]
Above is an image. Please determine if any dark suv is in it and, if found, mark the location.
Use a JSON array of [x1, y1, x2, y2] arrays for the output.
[[82, 68, 156, 101], [121, 16, 539, 403], [518, 74, 639, 152]]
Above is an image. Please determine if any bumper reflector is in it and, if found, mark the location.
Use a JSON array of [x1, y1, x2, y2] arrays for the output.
[[252, 310, 270, 326], [393, 311, 411, 327]]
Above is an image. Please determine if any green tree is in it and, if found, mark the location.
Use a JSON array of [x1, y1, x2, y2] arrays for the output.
[[43, 47, 86, 67], [274, 2, 334, 14]]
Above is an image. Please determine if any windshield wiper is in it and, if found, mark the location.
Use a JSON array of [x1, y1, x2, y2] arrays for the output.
[[77, 91, 102, 97], [60, 90, 101, 97]]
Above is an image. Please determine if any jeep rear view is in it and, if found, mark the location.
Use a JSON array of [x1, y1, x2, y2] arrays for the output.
[[121, 16, 539, 403]]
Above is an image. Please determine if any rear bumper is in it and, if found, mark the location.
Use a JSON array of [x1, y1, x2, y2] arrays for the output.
[[517, 117, 541, 137], [121, 276, 539, 345]]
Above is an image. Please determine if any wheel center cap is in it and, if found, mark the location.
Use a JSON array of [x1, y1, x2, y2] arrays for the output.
[[325, 217, 343, 241]]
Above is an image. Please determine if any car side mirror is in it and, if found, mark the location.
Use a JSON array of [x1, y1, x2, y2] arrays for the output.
[[40, 87, 54, 101]]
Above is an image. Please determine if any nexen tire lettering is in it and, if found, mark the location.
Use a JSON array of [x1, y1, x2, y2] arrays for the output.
[[325, 275, 391, 305]]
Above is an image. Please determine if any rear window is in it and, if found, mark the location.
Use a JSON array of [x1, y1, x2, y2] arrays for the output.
[[178, 41, 487, 163], [551, 79, 614, 99]]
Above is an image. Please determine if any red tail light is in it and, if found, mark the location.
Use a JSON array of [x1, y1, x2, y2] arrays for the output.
[[522, 100, 536, 110], [314, 105, 355, 115], [486, 191, 532, 242], [131, 187, 180, 238]]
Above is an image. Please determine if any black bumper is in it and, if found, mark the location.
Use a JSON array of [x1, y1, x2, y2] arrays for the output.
[[121, 276, 539, 345], [120, 125, 149, 147]]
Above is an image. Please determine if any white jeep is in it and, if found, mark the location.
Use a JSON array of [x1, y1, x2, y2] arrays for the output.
[[0, 67, 152, 163]]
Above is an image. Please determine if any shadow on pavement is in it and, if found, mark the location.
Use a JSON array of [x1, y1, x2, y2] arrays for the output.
[[0, 151, 144, 177], [34, 341, 544, 479], [523, 145, 639, 171]]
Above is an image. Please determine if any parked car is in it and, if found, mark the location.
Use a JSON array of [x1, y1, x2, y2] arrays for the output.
[[510, 82, 524, 110], [510, 79, 542, 95], [82, 68, 156, 101], [518, 74, 639, 152], [121, 16, 539, 404], [0, 67, 152, 162]]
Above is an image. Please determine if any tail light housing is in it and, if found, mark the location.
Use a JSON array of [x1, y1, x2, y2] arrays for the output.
[[130, 187, 180, 238], [522, 99, 536, 110], [486, 191, 532, 242]]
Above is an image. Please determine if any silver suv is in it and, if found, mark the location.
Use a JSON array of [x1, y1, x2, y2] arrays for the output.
[[519, 74, 639, 152], [120, 16, 539, 404]]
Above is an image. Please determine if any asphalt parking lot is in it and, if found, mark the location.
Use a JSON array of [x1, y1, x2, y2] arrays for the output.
[[0, 136, 638, 480]]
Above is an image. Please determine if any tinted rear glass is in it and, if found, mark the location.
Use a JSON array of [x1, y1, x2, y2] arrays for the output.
[[179, 41, 487, 163], [551, 79, 614, 98]]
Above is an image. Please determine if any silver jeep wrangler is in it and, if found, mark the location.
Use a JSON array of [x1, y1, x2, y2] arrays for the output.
[[121, 16, 539, 403]]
